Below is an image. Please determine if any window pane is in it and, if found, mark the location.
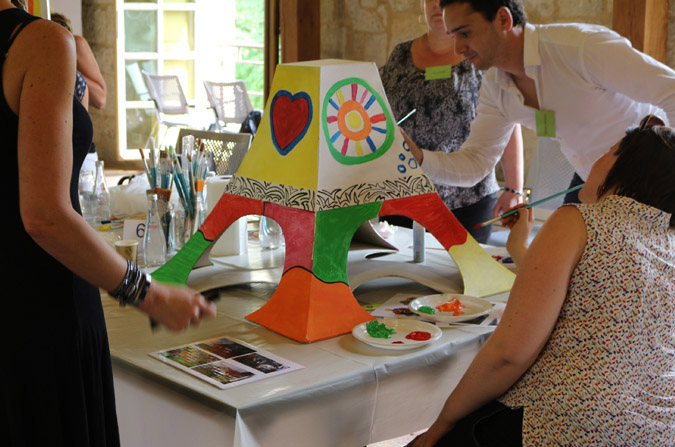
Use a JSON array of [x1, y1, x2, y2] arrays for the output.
[[163, 11, 194, 52], [125, 60, 158, 101], [235, 63, 264, 109], [125, 11, 157, 52], [164, 59, 195, 100], [126, 108, 156, 149]]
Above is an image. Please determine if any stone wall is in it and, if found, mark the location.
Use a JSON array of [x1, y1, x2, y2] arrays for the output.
[[319, 0, 674, 182], [321, 0, 618, 67], [82, 0, 119, 166], [85, 0, 675, 171]]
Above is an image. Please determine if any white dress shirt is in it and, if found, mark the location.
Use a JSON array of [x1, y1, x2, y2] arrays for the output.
[[422, 23, 675, 187]]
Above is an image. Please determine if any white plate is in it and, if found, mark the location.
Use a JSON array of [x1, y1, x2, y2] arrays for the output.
[[352, 318, 442, 350], [408, 294, 492, 323]]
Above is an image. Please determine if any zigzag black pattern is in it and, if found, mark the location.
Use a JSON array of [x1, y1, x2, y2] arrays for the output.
[[223, 175, 436, 211], [316, 175, 436, 210], [224, 176, 315, 211]]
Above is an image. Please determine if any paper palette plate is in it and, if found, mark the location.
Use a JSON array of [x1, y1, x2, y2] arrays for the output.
[[408, 294, 492, 323], [352, 318, 442, 350]]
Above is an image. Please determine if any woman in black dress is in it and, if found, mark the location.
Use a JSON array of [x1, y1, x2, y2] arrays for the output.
[[0, 2, 216, 445]]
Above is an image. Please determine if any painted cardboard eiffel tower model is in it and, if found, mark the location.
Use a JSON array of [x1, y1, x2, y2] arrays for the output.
[[152, 59, 515, 342]]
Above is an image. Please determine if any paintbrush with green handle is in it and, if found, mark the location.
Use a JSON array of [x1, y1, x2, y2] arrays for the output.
[[475, 183, 585, 229]]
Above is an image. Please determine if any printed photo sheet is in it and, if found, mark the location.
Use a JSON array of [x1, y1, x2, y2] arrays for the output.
[[150, 336, 304, 390]]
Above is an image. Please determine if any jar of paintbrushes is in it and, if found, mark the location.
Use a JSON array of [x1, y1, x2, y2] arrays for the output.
[[138, 135, 213, 254]]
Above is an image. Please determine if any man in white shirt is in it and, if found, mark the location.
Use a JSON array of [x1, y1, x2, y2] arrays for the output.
[[408, 0, 675, 203]]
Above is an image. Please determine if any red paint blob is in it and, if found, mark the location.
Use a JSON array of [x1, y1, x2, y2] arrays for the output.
[[392, 341, 405, 344], [405, 331, 432, 341]]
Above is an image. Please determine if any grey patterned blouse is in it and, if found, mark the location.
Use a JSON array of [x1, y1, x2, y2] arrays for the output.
[[380, 40, 499, 209]]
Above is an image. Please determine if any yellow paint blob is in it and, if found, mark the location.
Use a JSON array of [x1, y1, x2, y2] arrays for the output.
[[347, 111, 363, 130]]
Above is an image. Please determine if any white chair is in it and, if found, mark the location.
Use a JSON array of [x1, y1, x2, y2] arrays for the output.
[[203, 80, 254, 132], [142, 71, 204, 147]]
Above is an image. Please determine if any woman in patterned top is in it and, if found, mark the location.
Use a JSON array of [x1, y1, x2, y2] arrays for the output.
[[408, 114, 675, 446], [379, 0, 523, 243]]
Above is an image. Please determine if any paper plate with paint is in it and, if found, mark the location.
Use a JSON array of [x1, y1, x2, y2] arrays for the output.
[[352, 318, 442, 350], [408, 294, 492, 323]]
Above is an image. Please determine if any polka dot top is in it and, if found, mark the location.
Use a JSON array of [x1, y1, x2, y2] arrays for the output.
[[499, 195, 675, 446], [75, 70, 87, 103]]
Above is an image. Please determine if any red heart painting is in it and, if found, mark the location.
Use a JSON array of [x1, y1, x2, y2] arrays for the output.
[[270, 90, 313, 155]]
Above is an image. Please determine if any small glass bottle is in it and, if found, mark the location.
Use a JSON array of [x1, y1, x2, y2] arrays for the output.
[[93, 160, 111, 222], [260, 216, 282, 250], [143, 193, 167, 267], [78, 169, 96, 222], [194, 179, 207, 231]]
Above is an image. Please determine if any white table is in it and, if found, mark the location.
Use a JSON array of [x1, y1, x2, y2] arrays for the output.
[[107, 229, 510, 447]]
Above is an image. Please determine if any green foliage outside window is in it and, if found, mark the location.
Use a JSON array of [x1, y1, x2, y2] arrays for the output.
[[235, 0, 264, 110]]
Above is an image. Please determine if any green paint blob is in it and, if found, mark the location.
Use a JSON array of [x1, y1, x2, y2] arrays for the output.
[[417, 305, 436, 315], [366, 320, 395, 339]]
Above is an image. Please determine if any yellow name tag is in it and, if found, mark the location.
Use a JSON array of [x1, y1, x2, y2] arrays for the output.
[[425, 65, 453, 80]]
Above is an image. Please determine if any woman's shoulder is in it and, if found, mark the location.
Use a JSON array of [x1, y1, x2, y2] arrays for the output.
[[13, 17, 74, 53], [382, 39, 415, 67], [392, 39, 414, 55], [583, 195, 672, 228]]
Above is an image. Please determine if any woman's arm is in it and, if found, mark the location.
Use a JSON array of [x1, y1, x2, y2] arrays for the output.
[[74, 35, 106, 109], [408, 205, 587, 447], [494, 124, 524, 216], [13, 22, 213, 331]]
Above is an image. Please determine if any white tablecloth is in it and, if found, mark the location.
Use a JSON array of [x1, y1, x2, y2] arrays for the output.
[[107, 230, 509, 447]]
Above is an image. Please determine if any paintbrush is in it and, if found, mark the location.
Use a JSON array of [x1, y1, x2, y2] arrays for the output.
[[397, 108, 417, 125], [138, 148, 153, 186], [474, 183, 585, 228]]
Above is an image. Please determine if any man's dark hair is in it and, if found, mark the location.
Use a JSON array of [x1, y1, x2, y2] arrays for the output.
[[439, 0, 527, 27], [599, 124, 675, 226]]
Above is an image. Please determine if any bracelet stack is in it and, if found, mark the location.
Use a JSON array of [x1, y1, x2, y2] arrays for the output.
[[108, 260, 152, 307], [502, 186, 524, 196]]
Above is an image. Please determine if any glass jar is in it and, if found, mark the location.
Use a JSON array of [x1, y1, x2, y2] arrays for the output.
[[143, 193, 166, 266]]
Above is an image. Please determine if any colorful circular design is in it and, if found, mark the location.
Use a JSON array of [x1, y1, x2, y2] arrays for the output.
[[322, 77, 395, 165]]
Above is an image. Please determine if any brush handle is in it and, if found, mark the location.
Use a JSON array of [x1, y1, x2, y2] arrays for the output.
[[397, 108, 417, 125], [476, 183, 585, 228]]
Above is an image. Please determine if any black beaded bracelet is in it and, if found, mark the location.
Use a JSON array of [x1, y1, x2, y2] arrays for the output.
[[502, 186, 524, 196], [109, 260, 151, 307]]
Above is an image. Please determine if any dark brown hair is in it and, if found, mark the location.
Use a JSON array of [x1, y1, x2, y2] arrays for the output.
[[600, 125, 675, 226], [439, 0, 527, 27]]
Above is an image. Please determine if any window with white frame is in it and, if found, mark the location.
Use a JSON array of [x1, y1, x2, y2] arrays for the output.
[[116, 0, 263, 157]]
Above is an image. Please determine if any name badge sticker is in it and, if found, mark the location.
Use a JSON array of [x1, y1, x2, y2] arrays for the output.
[[425, 65, 453, 81], [536, 110, 556, 138]]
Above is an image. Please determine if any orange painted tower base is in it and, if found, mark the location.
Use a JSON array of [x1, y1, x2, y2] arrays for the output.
[[246, 267, 374, 342]]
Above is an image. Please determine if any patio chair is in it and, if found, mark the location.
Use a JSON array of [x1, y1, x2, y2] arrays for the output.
[[203, 80, 254, 132], [175, 129, 252, 176], [142, 71, 204, 147]]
